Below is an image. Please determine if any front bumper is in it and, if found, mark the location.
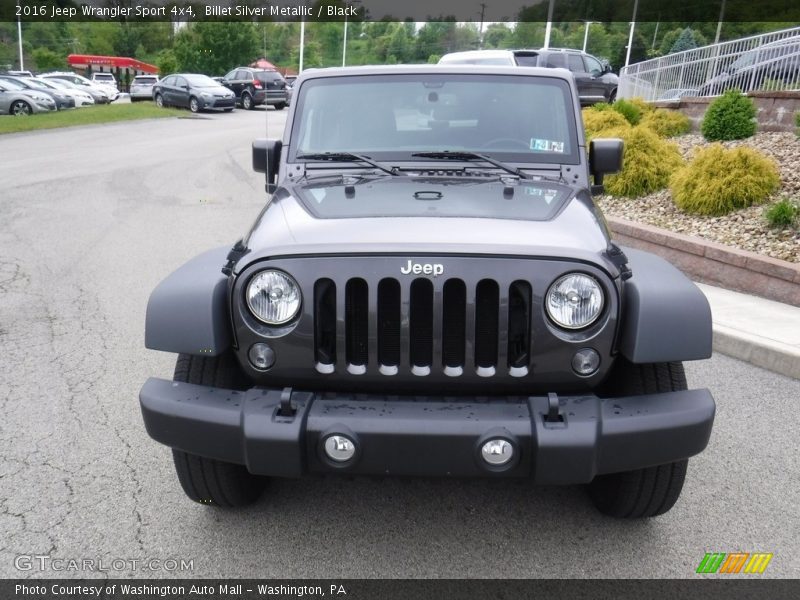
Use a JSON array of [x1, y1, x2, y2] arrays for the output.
[[140, 378, 715, 483], [200, 96, 236, 109]]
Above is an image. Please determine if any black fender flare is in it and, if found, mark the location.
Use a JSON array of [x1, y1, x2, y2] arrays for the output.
[[618, 248, 712, 363], [144, 247, 231, 356]]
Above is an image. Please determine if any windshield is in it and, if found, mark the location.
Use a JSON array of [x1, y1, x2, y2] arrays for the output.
[[1, 79, 25, 90], [185, 74, 219, 87], [291, 74, 579, 165]]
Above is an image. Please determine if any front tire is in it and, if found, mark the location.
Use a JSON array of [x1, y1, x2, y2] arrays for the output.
[[11, 100, 32, 116], [242, 92, 253, 110], [274, 102, 286, 110], [189, 96, 200, 113], [170, 353, 265, 507], [154, 93, 163, 108], [588, 360, 690, 518]]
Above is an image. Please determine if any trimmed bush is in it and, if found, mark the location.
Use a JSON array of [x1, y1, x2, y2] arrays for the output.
[[641, 109, 691, 137], [764, 198, 799, 229], [700, 89, 756, 141], [582, 107, 631, 141], [670, 145, 780, 215], [611, 98, 642, 125], [627, 97, 655, 116], [602, 125, 684, 197]]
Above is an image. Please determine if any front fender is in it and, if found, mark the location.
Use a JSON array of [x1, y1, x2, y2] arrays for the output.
[[144, 247, 231, 356], [618, 248, 712, 363]]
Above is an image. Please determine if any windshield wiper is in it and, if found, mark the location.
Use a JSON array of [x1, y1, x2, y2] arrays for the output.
[[296, 152, 401, 176], [411, 151, 531, 180]]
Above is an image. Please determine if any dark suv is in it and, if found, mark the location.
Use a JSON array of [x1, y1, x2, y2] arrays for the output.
[[140, 65, 715, 518], [440, 48, 619, 105], [221, 67, 288, 110]]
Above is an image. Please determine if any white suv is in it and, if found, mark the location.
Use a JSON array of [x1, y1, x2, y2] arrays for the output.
[[91, 72, 118, 90]]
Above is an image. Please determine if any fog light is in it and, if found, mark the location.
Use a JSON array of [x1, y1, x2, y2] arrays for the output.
[[248, 343, 275, 371], [324, 435, 356, 462], [572, 348, 600, 376], [481, 439, 513, 466]]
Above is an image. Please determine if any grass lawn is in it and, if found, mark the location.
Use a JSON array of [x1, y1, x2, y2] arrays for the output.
[[0, 102, 184, 134]]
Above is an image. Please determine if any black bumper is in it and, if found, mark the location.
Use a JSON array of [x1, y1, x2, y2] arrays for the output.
[[139, 378, 715, 484]]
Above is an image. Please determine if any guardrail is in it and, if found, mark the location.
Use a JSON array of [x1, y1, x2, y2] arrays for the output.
[[619, 26, 800, 101]]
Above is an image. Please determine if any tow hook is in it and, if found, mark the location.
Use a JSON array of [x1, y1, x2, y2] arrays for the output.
[[278, 387, 296, 417], [544, 392, 565, 427]]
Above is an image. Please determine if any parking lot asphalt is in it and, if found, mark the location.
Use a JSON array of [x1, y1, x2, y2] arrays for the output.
[[1, 108, 798, 579]]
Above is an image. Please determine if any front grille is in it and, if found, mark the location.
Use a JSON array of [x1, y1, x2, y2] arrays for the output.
[[313, 277, 533, 378]]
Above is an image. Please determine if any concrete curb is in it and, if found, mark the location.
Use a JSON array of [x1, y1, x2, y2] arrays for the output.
[[608, 216, 800, 306], [608, 217, 800, 379]]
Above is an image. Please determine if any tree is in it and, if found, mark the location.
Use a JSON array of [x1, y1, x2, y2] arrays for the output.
[[32, 47, 67, 71], [173, 22, 259, 75], [482, 23, 512, 49], [669, 28, 700, 54], [156, 49, 178, 76]]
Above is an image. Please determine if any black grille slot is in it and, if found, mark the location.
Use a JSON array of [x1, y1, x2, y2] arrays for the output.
[[345, 278, 369, 367], [475, 279, 499, 368], [377, 278, 401, 367], [507, 281, 532, 368], [442, 279, 466, 368], [409, 279, 434, 368], [314, 279, 336, 366]]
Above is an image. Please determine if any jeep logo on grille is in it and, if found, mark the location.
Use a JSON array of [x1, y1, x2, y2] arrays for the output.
[[400, 260, 444, 277]]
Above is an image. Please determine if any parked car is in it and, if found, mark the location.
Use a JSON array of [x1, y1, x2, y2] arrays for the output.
[[33, 78, 95, 107], [130, 75, 159, 102], [6, 70, 33, 77], [221, 67, 288, 110], [439, 48, 619, 104], [40, 72, 117, 102], [91, 72, 118, 90], [0, 79, 56, 114], [152, 73, 236, 113], [0, 75, 75, 110], [697, 35, 800, 96], [140, 65, 716, 518]]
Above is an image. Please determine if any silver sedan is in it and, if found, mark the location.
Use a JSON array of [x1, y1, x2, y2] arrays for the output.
[[0, 80, 57, 115]]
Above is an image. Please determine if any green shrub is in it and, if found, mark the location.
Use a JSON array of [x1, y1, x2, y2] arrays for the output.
[[641, 109, 691, 137], [764, 198, 799, 229], [670, 145, 780, 215], [611, 98, 642, 125], [582, 107, 631, 141], [796, 110, 800, 136], [700, 89, 756, 141], [627, 97, 655, 116], [603, 125, 684, 197]]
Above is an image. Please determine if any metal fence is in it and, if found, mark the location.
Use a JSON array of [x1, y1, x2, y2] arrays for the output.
[[619, 26, 800, 102]]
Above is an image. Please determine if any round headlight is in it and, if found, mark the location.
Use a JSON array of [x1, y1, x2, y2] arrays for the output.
[[545, 273, 604, 330], [246, 270, 301, 325]]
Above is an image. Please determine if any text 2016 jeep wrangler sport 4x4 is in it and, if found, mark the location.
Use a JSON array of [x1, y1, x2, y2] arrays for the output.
[[140, 66, 715, 518]]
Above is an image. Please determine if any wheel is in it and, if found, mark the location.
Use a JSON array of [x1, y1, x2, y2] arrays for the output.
[[11, 100, 32, 116], [170, 353, 266, 507], [274, 102, 286, 110], [609, 89, 617, 103], [189, 96, 200, 113], [154, 93, 163, 108], [481, 138, 530, 150], [587, 360, 690, 518], [242, 92, 253, 110]]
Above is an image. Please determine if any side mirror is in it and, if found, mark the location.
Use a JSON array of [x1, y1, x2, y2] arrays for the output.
[[252, 138, 282, 193], [589, 138, 624, 195]]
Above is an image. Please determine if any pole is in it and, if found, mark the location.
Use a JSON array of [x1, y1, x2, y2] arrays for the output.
[[17, 12, 24, 70], [714, 0, 726, 44], [582, 21, 592, 53], [543, 0, 555, 49], [299, 21, 305, 73], [624, 0, 639, 67], [478, 3, 486, 49], [342, 16, 348, 67]]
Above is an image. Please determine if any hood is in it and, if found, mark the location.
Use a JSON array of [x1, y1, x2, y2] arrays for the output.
[[239, 176, 616, 274]]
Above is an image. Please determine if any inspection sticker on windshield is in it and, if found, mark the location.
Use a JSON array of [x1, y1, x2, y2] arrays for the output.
[[530, 138, 565, 153], [524, 187, 560, 204]]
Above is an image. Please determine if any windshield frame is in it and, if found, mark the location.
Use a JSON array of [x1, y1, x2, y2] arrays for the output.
[[288, 73, 581, 168]]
